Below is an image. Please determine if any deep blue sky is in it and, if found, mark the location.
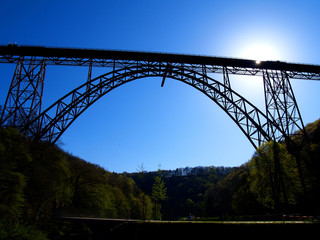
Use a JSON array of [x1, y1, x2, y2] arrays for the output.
[[1, 0, 320, 172]]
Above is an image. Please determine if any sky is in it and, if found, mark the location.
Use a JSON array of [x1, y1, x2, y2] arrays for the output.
[[1, 0, 320, 173]]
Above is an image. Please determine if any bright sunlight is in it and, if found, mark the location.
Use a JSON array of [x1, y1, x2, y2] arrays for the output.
[[232, 41, 283, 106], [240, 42, 281, 62]]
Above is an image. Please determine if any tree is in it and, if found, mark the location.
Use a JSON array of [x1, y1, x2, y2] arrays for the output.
[[134, 193, 152, 220], [134, 163, 152, 220], [26, 142, 71, 221], [294, 119, 320, 211], [226, 165, 262, 215], [0, 127, 30, 224], [0, 171, 26, 223], [248, 141, 302, 211], [151, 175, 167, 220]]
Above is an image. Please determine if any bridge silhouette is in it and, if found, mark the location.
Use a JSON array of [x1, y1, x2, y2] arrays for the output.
[[1, 45, 320, 149]]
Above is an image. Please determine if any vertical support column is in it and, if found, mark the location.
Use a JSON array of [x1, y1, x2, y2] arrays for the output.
[[0, 56, 47, 132], [263, 70, 307, 197], [221, 67, 236, 117], [161, 62, 172, 87], [263, 69, 306, 143], [223, 66, 231, 88], [0, 57, 24, 126], [85, 59, 93, 104], [222, 66, 233, 101]]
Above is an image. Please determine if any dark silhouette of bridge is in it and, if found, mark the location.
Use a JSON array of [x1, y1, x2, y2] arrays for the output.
[[1, 45, 320, 149]]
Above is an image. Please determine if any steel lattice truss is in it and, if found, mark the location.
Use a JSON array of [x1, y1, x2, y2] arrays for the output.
[[1, 45, 319, 149]]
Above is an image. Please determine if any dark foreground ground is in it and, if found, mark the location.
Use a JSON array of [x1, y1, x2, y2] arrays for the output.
[[110, 222, 319, 240], [52, 218, 319, 240]]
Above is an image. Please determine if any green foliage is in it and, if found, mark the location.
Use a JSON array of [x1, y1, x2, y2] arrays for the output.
[[26, 142, 71, 221], [151, 174, 167, 220], [135, 193, 152, 220], [0, 127, 32, 170], [295, 119, 320, 210], [0, 128, 28, 224], [248, 141, 302, 210], [1, 116, 320, 234], [0, 171, 26, 222], [151, 176, 167, 202], [131, 118, 320, 219], [0, 222, 47, 240], [226, 165, 261, 215], [67, 157, 151, 219], [0, 127, 152, 238]]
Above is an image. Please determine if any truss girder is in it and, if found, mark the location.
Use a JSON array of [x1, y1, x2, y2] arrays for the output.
[[263, 70, 306, 142], [0, 56, 46, 129], [19, 62, 288, 149], [2, 54, 320, 80], [0, 46, 312, 149]]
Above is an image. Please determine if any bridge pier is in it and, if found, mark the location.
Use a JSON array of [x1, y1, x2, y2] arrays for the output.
[[0, 56, 46, 134], [263, 69, 306, 143]]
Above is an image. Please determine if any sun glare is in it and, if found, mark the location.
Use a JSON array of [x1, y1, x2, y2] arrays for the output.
[[240, 43, 280, 62], [232, 41, 283, 105]]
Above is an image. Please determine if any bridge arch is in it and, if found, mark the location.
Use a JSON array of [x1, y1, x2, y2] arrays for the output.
[[25, 63, 283, 148]]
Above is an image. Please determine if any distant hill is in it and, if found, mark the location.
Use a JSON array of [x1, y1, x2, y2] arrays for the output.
[[127, 118, 320, 220]]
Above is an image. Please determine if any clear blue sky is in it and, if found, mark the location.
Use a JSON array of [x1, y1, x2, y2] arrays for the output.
[[1, 0, 320, 172]]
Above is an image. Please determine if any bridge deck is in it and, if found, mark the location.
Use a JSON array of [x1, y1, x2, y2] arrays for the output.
[[1, 45, 320, 78]]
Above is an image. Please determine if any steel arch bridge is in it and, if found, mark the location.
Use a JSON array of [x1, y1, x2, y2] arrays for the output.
[[1, 45, 320, 149]]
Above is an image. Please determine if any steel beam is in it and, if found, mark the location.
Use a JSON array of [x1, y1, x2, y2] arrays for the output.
[[263, 70, 306, 143], [1, 45, 320, 80], [0, 45, 316, 148]]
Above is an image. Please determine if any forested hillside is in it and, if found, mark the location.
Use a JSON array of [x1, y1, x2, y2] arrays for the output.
[[130, 118, 320, 220], [129, 166, 237, 219], [0, 127, 151, 239], [1, 118, 319, 238]]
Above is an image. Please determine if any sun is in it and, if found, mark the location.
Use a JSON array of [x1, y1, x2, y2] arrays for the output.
[[232, 41, 283, 103], [240, 43, 280, 62]]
